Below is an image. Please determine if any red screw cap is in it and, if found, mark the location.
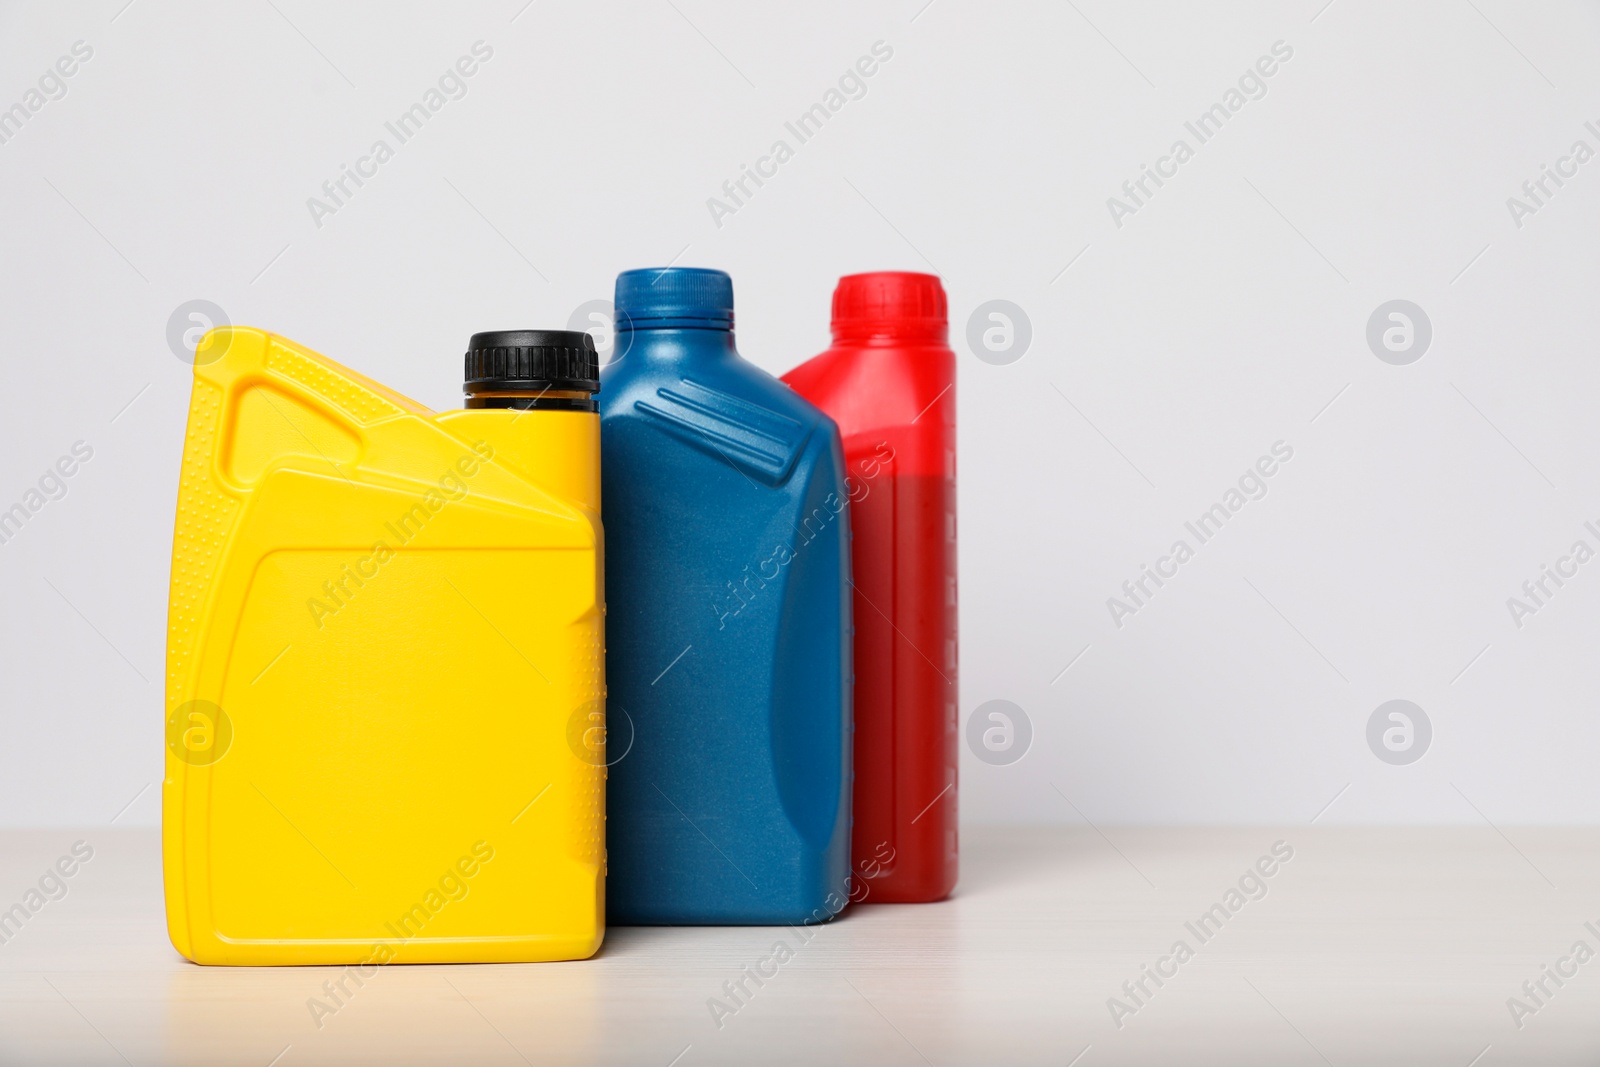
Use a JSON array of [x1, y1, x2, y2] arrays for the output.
[[831, 272, 947, 339]]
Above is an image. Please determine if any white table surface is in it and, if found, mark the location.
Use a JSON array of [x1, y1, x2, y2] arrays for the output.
[[2, 825, 1597, 1065]]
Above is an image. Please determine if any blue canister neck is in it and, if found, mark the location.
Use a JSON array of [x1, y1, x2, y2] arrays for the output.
[[615, 326, 739, 360]]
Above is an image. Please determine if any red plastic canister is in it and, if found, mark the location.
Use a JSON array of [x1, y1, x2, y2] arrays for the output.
[[783, 271, 958, 903]]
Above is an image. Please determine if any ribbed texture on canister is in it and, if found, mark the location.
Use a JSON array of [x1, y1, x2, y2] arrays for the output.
[[464, 330, 599, 392], [615, 267, 735, 327], [832, 272, 947, 336]]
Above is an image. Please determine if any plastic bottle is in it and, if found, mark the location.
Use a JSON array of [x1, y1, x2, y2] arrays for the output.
[[163, 327, 606, 964], [600, 267, 852, 924], [782, 271, 958, 903]]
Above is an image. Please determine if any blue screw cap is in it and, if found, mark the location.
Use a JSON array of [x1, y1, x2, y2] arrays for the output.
[[615, 267, 734, 329]]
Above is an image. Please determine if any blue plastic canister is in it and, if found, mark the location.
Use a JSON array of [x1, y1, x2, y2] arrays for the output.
[[600, 267, 852, 925]]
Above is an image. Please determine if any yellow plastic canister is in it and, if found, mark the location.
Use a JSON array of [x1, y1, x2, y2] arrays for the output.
[[162, 327, 605, 965]]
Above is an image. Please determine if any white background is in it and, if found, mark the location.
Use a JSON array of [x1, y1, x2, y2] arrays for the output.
[[3, 0, 1599, 827]]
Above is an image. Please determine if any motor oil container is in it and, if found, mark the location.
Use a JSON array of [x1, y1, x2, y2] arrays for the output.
[[162, 327, 606, 964], [782, 272, 958, 903], [600, 267, 852, 924]]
